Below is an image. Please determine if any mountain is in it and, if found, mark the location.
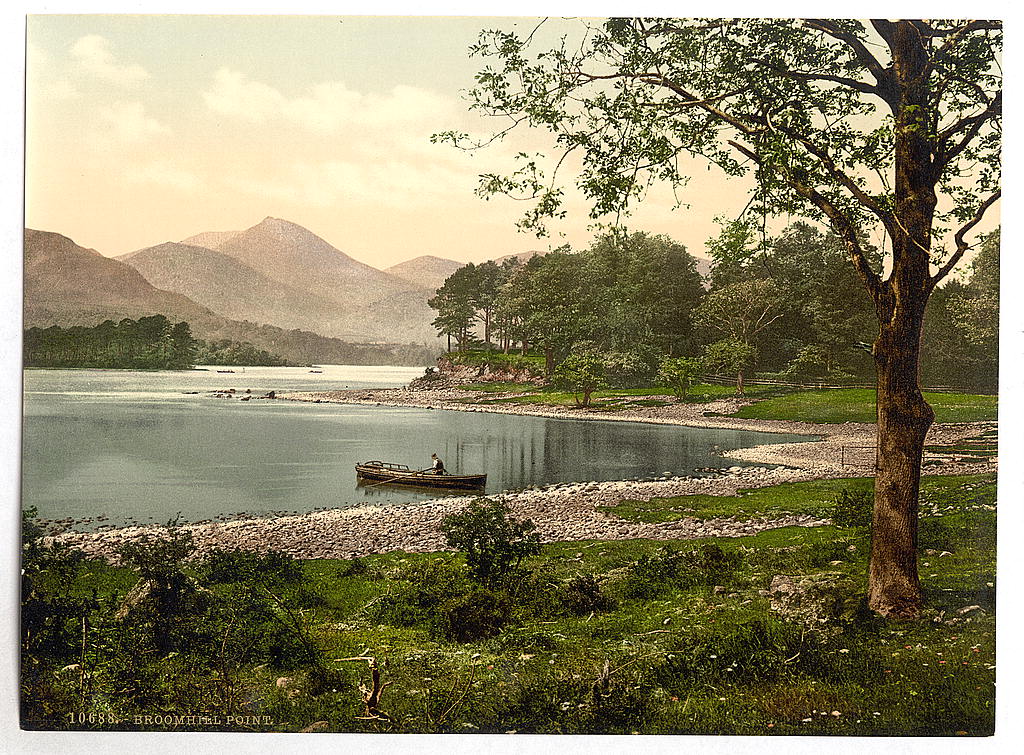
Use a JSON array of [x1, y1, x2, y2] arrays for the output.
[[24, 229, 217, 327], [693, 254, 713, 283], [118, 241, 356, 335], [24, 229, 439, 364], [492, 249, 549, 266], [180, 230, 242, 249], [212, 217, 425, 306], [385, 255, 464, 291], [121, 218, 442, 342]]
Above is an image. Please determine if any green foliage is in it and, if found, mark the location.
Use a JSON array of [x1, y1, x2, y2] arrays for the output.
[[921, 229, 999, 390], [445, 349, 546, 377], [24, 316, 196, 370], [20, 507, 92, 727], [658, 356, 703, 398], [731, 388, 997, 424], [556, 573, 616, 616], [434, 587, 514, 642], [619, 544, 744, 599], [376, 558, 472, 628], [441, 498, 542, 586], [600, 348, 659, 388], [831, 489, 874, 528], [554, 350, 608, 407], [193, 338, 292, 366], [20, 471, 997, 733], [701, 338, 757, 393]]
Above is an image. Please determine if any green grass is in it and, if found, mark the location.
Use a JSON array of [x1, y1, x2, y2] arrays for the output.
[[729, 388, 998, 424], [609, 473, 995, 524], [26, 474, 996, 735], [458, 382, 779, 411]]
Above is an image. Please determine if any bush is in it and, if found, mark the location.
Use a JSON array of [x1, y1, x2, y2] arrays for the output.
[[602, 348, 659, 388], [197, 548, 305, 586], [654, 615, 813, 688], [435, 587, 514, 642], [620, 544, 744, 599], [376, 558, 471, 628], [441, 499, 542, 586], [831, 489, 874, 527], [554, 351, 608, 407], [557, 573, 616, 615]]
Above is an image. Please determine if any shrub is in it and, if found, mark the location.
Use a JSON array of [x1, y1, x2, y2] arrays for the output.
[[602, 348, 659, 388], [831, 489, 874, 527], [620, 544, 744, 599], [441, 499, 542, 587], [557, 573, 616, 615], [376, 558, 471, 628], [554, 351, 608, 407], [654, 615, 812, 688], [658, 356, 703, 398], [435, 587, 513, 642], [197, 548, 304, 586]]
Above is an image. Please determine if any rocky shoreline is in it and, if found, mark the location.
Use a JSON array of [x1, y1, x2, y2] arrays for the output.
[[53, 384, 996, 562]]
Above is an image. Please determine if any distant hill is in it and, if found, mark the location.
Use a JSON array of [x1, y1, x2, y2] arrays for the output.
[[24, 229, 439, 365], [213, 217, 423, 305], [180, 230, 242, 249], [492, 249, 550, 266], [120, 218, 442, 342], [24, 229, 217, 327], [385, 255, 464, 291], [118, 241, 362, 336], [693, 254, 713, 283]]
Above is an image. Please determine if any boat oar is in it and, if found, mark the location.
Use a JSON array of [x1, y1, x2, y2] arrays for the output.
[[364, 466, 435, 489]]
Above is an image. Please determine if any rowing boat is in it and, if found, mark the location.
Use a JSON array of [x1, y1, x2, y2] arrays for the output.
[[355, 461, 486, 489]]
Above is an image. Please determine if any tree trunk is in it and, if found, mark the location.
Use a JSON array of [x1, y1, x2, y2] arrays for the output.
[[544, 345, 555, 378], [865, 21, 940, 619], [869, 297, 934, 618], [736, 369, 745, 395]]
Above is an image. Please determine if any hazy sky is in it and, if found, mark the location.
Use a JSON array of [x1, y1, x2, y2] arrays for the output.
[[25, 14, 764, 268], [25, 13, 1000, 273]]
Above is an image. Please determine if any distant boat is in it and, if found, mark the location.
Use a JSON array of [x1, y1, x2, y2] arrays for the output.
[[217, 369, 235, 373], [355, 461, 486, 490], [309, 369, 323, 373]]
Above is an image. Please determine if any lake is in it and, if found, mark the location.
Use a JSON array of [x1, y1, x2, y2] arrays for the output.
[[22, 366, 810, 530]]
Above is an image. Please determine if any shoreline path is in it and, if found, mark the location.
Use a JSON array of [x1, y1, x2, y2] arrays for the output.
[[55, 385, 996, 562]]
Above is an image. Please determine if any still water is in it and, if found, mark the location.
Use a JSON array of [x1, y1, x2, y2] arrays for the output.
[[23, 366, 810, 530]]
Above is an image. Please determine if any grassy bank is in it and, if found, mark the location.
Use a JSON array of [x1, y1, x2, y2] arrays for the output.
[[729, 388, 998, 424], [22, 474, 995, 735], [454, 382, 998, 424], [457, 382, 778, 411]]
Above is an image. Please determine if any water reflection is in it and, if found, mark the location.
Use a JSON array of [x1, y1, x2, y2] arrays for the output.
[[23, 368, 812, 529]]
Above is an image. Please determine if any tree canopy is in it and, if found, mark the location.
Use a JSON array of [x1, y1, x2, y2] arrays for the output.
[[438, 18, 1002, 619]]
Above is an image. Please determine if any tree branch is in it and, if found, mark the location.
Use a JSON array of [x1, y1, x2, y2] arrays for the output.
[[804, 19, 894, 104], [936, 90, 1002, 168], [931, 189, 1001, 285], [727, 138, 884, 303], [752, 111, 898, 240], [751, 57, 881, 98]]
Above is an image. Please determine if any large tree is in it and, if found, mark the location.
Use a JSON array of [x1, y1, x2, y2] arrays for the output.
[[439, 18, 1001, 618]]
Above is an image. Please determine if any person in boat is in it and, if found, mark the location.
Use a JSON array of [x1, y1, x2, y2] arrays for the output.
[[430, 453, 445, 475]]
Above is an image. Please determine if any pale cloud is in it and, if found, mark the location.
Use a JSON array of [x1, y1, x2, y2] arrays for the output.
[[203, 68, 285, 123], [202, 68, 454, 134], [27, 42, 80, 103], [222, 157, 473, 210], [124, 161, 202, 193], [70, 35, 149, 86], [91, 101, 172, 147]]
